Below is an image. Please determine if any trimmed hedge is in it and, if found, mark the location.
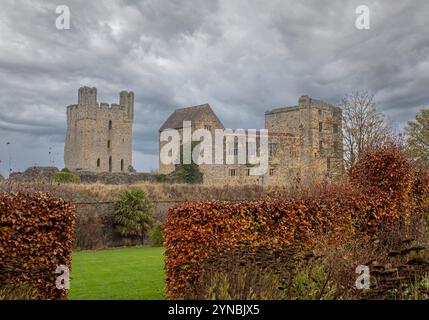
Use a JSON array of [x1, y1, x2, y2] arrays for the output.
[[0, 192, 75, 300], [164, 146, 429, 299]]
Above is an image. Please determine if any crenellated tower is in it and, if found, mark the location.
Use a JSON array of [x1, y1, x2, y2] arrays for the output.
[[64, 87, 134, 173]]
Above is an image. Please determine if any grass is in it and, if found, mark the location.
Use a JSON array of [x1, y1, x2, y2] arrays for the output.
[[69, 246, 165, 300]]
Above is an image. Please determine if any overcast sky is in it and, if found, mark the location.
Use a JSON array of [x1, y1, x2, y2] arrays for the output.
[[0, 0, 428, 176]]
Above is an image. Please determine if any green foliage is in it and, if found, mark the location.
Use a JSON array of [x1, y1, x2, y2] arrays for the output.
[[290, 263, 336, 300], [61, 167, 71, 173], [203, 268, 285, 300], [53, 171, 80, 184], [112, 188, 153, 241], [149, 221, 164, 246], [175, 141, 203, 184], [0, 284, 38, 300], [154, 174, 167, 183], [406, 108, 429, 164]]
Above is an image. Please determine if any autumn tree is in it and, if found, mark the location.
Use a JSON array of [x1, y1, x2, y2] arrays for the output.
[[340, 91, 392, 172], [406, 108, 429, 164]]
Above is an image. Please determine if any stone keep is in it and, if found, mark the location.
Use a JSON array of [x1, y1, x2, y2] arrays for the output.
[[64, 87, 134, 173]]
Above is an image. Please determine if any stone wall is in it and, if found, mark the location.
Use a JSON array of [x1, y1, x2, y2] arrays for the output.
[[8, 166, 176, 185], [9, 167, 59, 183]]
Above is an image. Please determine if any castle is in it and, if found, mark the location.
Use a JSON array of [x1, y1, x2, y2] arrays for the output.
[[159, 96, 343, 185], [64, 87, 134, 173], [64, 87, 343, 185]]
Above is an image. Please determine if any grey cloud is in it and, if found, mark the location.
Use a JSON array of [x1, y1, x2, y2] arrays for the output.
[[0, 0, 428, 176]]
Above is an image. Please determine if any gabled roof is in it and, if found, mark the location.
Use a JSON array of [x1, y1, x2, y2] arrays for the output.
[[159, 103, 224, 131]]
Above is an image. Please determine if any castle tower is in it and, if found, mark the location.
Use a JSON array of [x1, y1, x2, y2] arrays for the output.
[[264, 95, 344, 184], [64, 87, 134, 173]]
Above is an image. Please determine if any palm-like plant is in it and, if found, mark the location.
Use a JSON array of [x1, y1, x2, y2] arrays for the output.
[[112, 188, 153, 243]]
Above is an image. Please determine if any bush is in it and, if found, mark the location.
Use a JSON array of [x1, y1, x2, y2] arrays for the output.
[[112, 188, 153, 244], [154, 174, 167, 183], [74, 213, 106, 250], [164, 145, 429, 299], [175, 141, 203, 184], [149, 221, 164, 247], [53, 172, 80, 184], [0, 192, 75, 300]]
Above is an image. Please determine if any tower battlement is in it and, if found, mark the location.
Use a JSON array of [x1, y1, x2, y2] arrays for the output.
[[64, 87, 134, 173]]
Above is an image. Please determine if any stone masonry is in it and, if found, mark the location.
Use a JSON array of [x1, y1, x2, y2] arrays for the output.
[[64, 87, 134, 173], [159, 96, 344, 186]]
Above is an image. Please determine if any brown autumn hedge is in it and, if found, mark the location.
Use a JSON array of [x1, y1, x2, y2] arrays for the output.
[[164, 146, 429, 299], [0, 192, 75, 300]]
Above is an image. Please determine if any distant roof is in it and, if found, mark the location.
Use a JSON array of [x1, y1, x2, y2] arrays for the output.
[[159, 103, 224, 131]]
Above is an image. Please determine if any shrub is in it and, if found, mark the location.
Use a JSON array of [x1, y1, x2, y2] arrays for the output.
[[112, 188, 153, 244], [74, 213, 106, 250], [154, 174, 167, 183], [0, 192, 75, 300], [149, 221, 164, 247], [164, 197, 351, 299], [0, 283, 38, 300], [164, 145, 429, 299], [175, 141, 203, 184], [53, 171, 80, 184]]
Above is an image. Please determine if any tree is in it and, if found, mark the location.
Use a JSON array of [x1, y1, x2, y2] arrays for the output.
[[175, 141, 203, 184], [340, 91, 392, 172], [149, 221, 164, 247], [406, 108, 429, 164], [112, 188, 153, 243]]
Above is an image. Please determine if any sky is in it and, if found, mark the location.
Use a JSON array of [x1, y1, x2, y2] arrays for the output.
[[0, 0, 428, 177]]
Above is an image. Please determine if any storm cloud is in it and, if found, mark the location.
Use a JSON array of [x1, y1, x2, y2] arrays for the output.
[[0, 0, 428, 176]]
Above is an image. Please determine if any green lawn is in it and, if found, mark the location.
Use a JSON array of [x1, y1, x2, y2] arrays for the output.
[[69, 246, 165, 300]]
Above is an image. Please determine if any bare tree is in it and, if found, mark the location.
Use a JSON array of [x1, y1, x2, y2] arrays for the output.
[[340, 91, 392, 172], [406, 108, 429, 164]]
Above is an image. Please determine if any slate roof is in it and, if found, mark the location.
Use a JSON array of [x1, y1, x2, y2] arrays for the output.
[[159, 103, 224, 131]]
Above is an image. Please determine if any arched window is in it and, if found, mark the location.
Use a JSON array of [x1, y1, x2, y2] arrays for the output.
[[107, 140, 111, 149], [109, 156, 112, 172], [97, 158, 100, 168], [109, 120, 112, 130], [121, 159, 124, 172]]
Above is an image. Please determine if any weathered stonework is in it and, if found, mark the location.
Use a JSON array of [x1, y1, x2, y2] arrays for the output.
[[64, 87, 134, 173], [159, 96, 344, 186]]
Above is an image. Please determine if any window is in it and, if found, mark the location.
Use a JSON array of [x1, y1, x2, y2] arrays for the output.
[[318, 109, 322, 116], [109, 120, 112, 130], [327, 157, 331, 172], [333, 123, 339, 134], [319, 122, 323, 132], [97, 158, 100, 168], [107, 140, 111, 149], [319, 140, 323, 155], [269, 143, 278, 157], [109, 156, 112, 172], [228, 168, 236, 177], [228, 142, 238, 156], [269, 168, 275, 176], [121, 159, 124, 172], [245, 168, 251, 176], [247, 142, 256, 157], [204, 125, 212, 131]]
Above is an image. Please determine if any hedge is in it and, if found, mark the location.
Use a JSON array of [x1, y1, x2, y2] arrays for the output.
[[0, 192, 75, 300], [164, 146, 429, 299]]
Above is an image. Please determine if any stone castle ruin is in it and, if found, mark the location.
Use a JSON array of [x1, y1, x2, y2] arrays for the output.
[[64, 87, 134, 173], [159, 96, 343, 186], [62, 87, 343, 186]]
